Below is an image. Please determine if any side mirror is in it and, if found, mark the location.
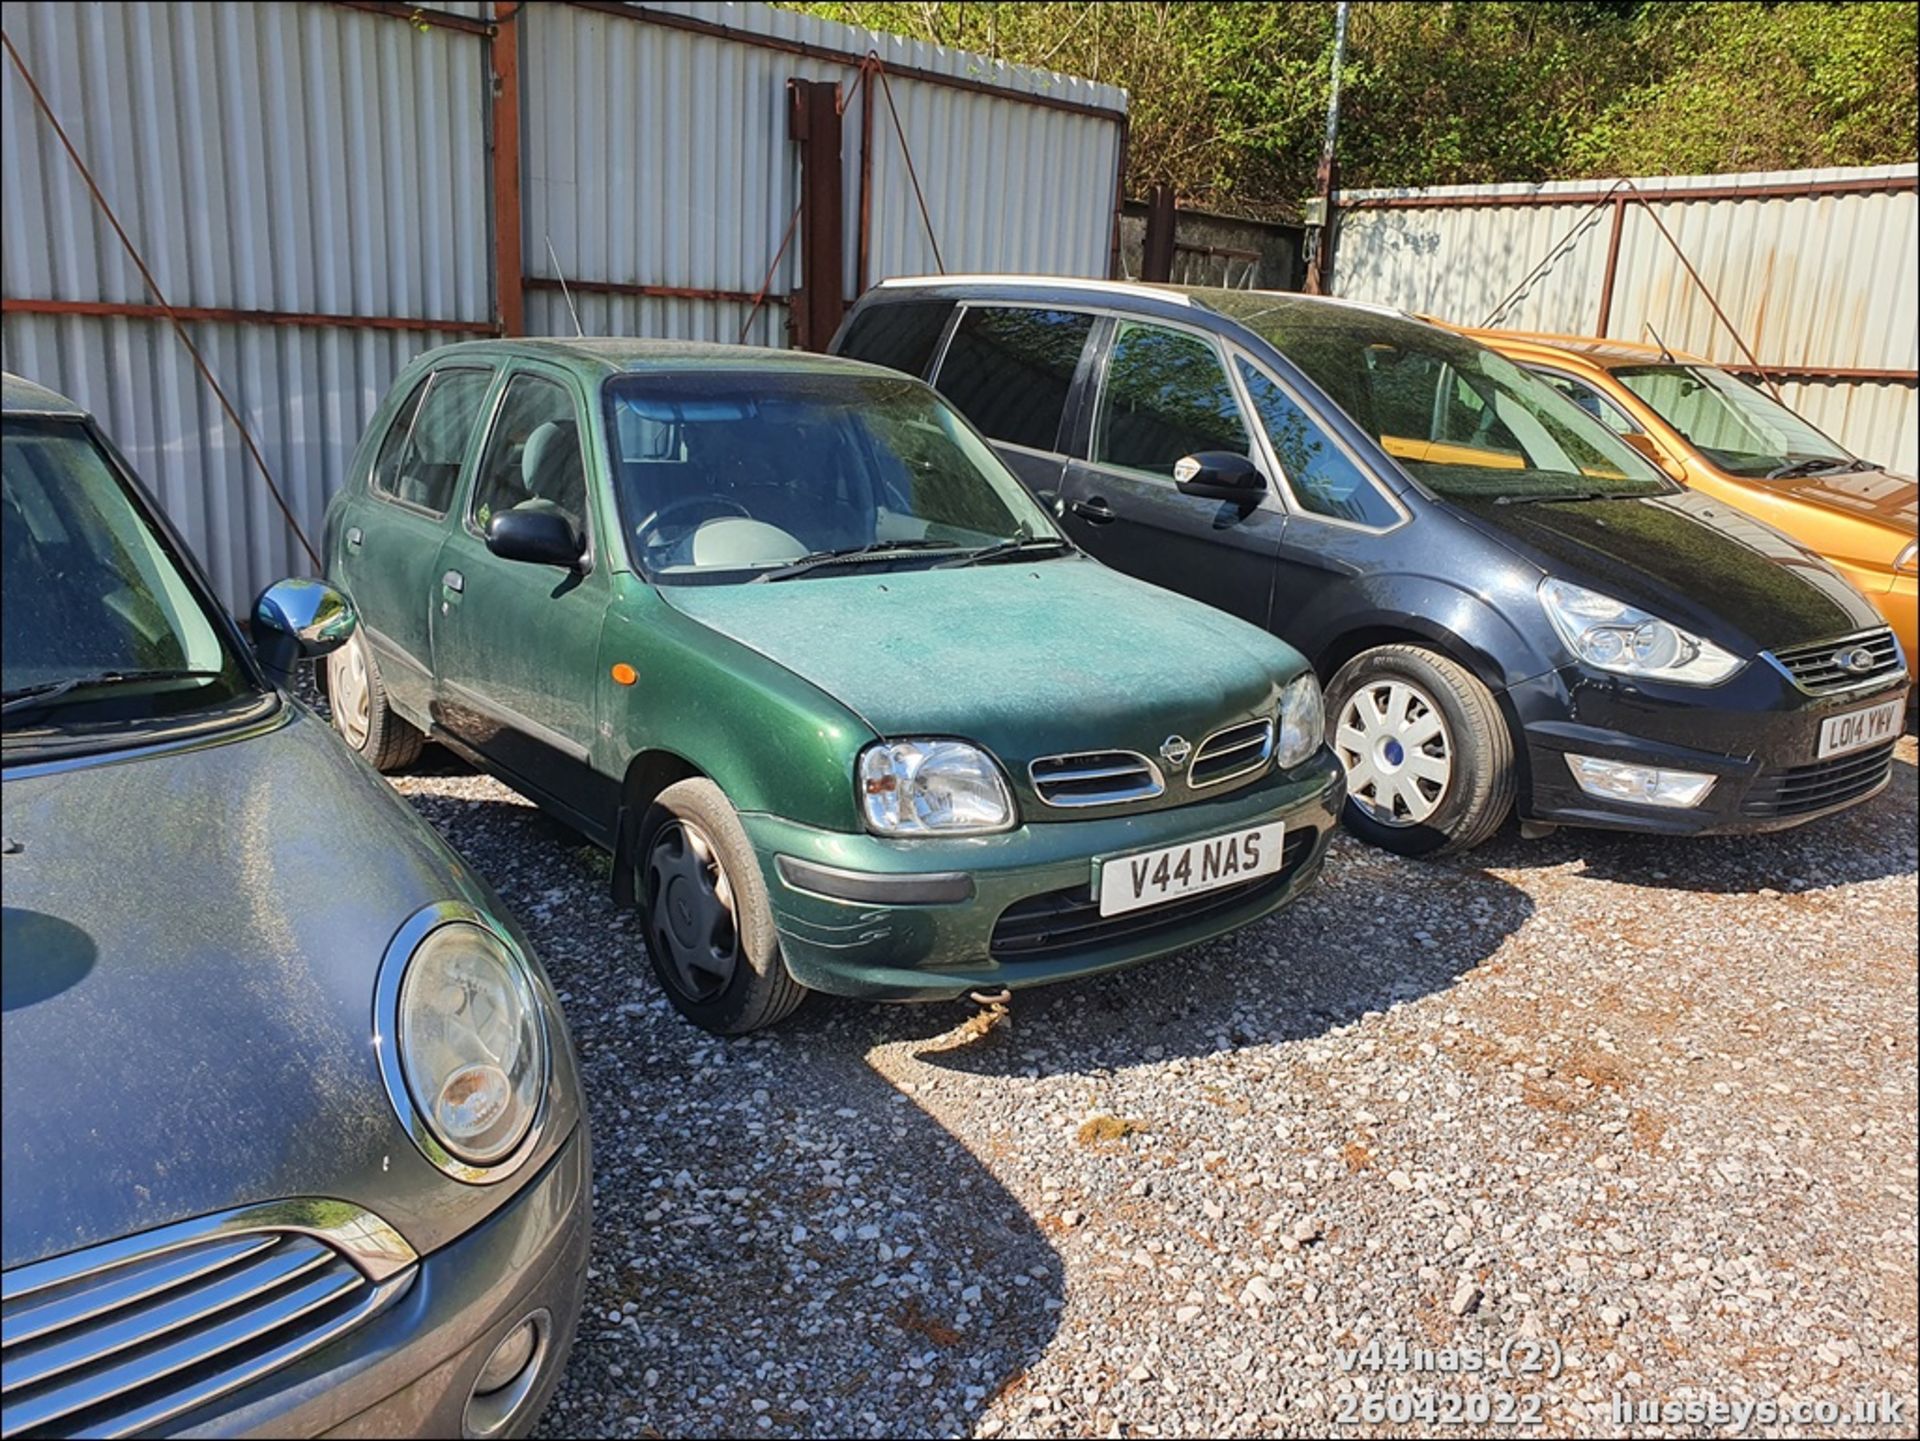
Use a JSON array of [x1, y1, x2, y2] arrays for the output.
[[253, 577, 357, 687], [487, 508, 584, 570], [1619, 432, 1666, 464], [1174, 452, 1267, 504]]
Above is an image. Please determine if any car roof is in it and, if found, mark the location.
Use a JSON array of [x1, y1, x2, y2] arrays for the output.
[[410, 336, 904, 382], [1456, 326, 1707, 369], [871, 274, 1414, 323], [2, 372, 88, 417]]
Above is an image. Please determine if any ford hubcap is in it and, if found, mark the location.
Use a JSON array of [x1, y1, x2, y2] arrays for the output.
[[1336, 680, 1453, 827], [645, 821, 739, 1003]]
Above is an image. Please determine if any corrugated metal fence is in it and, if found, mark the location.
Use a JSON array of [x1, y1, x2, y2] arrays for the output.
[[1, 1, 1126, 612], [1330, 164, 1920, 477]]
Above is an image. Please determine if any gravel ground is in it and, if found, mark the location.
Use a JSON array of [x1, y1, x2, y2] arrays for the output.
[[369, 716, 1916, 1438]]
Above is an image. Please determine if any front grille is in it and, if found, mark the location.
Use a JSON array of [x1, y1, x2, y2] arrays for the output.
[[1740, 741, 1897, 818], [1766, 627, 1905, 694], [1189, 718, 1274, 789], [991, 828, 1316, 961], [1029, 750, 1164, 808], [2, 1222, 411, 1439]]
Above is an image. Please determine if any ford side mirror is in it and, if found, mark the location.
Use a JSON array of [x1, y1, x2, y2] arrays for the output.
[[487, 508, 585, 570], [1174, 452, 1267, 503], [253, 577, 357, 687]]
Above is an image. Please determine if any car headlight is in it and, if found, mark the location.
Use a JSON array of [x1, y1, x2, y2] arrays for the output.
[[1539, 577, 1744, 686], [858, 739, 1015, 835], [1275, 670, 1324, 770], [1897, 540, 1917, 574], [381, 910, 549, 1182]]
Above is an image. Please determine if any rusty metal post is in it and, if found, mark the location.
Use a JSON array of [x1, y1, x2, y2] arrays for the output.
[[489, 1, 524, 336], [1302, 0, 1349, 295], [1108, 112, 1131, 280], [856, 59, 875, 297], [1141, 183, 1177, 282], [1594, 195, 1627, 337], [788, 77, 845, 351]]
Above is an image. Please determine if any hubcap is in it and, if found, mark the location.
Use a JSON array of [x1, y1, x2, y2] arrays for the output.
[[644, 820, 739, 1003], [332, 633, 372, 748], [1335, 680, 1453, 827]]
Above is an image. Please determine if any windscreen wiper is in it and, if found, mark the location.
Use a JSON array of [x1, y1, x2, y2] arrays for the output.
[[933, 536, 1073, 568], [1, 668, 227, 718], [1767, 457, 1872, 480], [754, 539, 961, 583], [1493, 490, 1628, 506]]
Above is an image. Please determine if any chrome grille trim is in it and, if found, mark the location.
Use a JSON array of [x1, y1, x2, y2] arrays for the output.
[[1, 1202, 417, 1439], [1029, 750, 1165, 808], [1763, 626, 1906, 695], [1188, 718, 1274, 789]]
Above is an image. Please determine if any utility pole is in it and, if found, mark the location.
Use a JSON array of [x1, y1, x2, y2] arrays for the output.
[[1303, 1, 1349, 295]]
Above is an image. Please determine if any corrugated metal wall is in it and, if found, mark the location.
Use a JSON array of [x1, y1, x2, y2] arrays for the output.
[[520, 1, 1125, 342], [1, 0, 495, 611], [2, 1, 1126, 612], [1331, 164, 1920, 476]]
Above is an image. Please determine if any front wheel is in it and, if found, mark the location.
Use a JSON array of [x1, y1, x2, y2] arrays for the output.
[[636, 779, 807, 1034], [326, 630, 424, 772], [1326, 644, 1514, 857]]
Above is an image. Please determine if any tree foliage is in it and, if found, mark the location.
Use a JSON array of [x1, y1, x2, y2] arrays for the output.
[[783, 2, 1918, 216]]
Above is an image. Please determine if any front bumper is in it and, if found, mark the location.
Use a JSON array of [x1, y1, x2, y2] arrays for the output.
[[1514, 661, 1908, 836], [179, 1125, 590, 1439], [742, 752, 1345, 1001]]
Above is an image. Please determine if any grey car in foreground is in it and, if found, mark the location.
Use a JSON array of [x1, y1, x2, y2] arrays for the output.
[[1, 375, 588, 1438]]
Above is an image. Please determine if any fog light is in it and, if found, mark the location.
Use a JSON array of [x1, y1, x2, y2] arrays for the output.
[[465, 1310, 549, 1438], [1565, 754, 1716, 808]]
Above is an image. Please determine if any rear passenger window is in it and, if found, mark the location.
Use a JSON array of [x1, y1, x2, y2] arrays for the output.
[[837, 300, 953, 379], [934, 306, 1093, 453], [1094, 322, 1250, 477], [1237, 359, 1399, 528], [471, 375, 587, 536], [371, 368, 491, 516]]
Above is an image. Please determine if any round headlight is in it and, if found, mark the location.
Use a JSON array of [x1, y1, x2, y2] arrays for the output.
[[396, 921, 547, 1172]]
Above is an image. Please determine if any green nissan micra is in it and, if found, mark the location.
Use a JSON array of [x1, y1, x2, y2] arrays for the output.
[[324, 340, 1343, 1033]]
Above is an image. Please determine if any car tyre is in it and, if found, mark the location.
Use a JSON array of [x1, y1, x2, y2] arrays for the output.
[[637, 778, 807, 1034], [326, 630, 424, 773], [1327, 644, 1514, 857]]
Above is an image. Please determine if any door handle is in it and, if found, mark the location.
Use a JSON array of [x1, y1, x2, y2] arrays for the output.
[[1069, 496, 1117, 523], [345, 526, 363, 549], [441, 569, 465, 593]]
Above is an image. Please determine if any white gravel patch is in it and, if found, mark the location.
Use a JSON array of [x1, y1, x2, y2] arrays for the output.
[[370, 721, 1916, 1439]]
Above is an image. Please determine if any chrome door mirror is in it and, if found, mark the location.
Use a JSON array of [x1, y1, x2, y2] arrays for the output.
[[253, 577, 357, 686]]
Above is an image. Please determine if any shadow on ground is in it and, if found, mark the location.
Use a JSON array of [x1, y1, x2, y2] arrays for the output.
[[396, 780, 1063, 1439]]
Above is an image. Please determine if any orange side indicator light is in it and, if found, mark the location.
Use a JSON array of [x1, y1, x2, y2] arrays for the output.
[[611, 663, 638, 687]]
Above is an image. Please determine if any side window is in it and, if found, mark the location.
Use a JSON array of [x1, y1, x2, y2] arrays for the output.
[[369, 375, 429, 496], [837, 300, 954, 379], [1094, 322, 1250, 478], [374, 368, 492, 516], [470, 374, 587, 536], [1237, 359, 1399, 528], [1533, 370, 1642, 437], [932, 306, 1094, 452]]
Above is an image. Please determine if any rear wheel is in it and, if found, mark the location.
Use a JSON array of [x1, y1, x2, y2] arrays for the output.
[[1327, 644, 1514, 857], [637, 778, 806, 1034], [327, 630, 424, 772]]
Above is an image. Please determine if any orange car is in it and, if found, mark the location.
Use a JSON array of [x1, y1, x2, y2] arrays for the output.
[[1460, 327, 1918, 666]]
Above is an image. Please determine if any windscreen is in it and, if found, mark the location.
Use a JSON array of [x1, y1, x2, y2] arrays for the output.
[[602, 369, 1060, 581]]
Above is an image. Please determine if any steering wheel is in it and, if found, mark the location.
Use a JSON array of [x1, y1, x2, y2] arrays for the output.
[[632, 496, 752, 557]]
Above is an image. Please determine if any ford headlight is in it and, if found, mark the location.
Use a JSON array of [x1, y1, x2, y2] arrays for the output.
[[384, 914, 548, 1180], [1897, 540, 1917, 574], [1275, 670, 1324, 769], [1539, 577, 1744, 686], [858, 739, 1014, 835]]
